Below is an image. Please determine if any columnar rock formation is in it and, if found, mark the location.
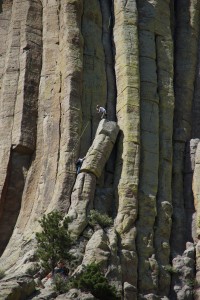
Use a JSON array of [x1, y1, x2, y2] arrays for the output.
[[68, 119, 119, 237], [1, 0, 200, 299]]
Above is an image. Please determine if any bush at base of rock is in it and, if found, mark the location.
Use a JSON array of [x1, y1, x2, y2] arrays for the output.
[[26, 264, 41, 277], [53, 274, 70, 294], [164, 265, 179, 274], [70, 263, 120, 300], [88, 210, 113, 229]]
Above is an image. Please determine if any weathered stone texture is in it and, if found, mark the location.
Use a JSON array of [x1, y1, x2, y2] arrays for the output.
[[154, 13, 174, 300], [56, 289, 96, 300], [47, 0, 84, 212], [80, 0, 106, 157], [184, 139, 198, 244], [68, 172, 96, 237], [0, 153, 30, 255], [68, 120, 118, 237], [99, 0, 116, 122], [172, 0, 200, 256], [137, 0, 159, 295], [137, 0, 174, 296], [113, 1, 140, 298], [0, 0, 200, 299], [0, 0, 84, 270], [81, 119, 119, 178], [0, 1, 12, 94], [0, 0, 23, 222], [0, 275, 36, 300], [171, 243, 195, 300], [193, 141, 200, 292], [0, 0, 42, 257], [75, 227, 122, 293], [12, 0, 42, 153]]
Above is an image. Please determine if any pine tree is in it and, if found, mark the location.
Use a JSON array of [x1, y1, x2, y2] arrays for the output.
[[36, 211, 73, 274], [71, 263, 120, 300]]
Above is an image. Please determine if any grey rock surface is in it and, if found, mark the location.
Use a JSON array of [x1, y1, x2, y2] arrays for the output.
[[0, 1, 200, 300]]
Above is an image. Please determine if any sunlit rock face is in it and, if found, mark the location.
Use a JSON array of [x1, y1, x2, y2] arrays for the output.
[[0, 0, 200, 299]]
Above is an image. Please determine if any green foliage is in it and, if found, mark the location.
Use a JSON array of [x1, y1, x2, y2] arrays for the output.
[[88, 210, 113, 229], [71, 263, 119, 300], [0, 269, 5, 279], [53, 274, 70, 294], [186, 278, 197, 288], [36, 211, 73, 273], [164, 265, 179, 274], [26, 264, 40, 276]]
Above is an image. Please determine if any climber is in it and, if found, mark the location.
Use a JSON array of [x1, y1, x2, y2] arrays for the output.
[[54, 260, 69, 277], [76, 157, 85, 174], [96, 105, 107, 119]]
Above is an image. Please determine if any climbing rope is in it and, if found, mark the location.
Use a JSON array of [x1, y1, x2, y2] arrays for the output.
[[71, 120, 90, 155], [68, 120, 90, 166]]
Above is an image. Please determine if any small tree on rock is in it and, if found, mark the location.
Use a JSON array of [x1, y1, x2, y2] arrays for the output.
[[36, 211, 73, 274], [88, 210, 113, 229], [71, 263, 120, 300]]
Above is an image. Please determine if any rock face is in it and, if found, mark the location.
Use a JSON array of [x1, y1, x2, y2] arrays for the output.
[[1, 1, 200, 300], [68, 119, 119, 237], [0, 275, 36, 300]]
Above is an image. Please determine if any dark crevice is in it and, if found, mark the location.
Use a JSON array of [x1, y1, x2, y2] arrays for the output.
[[169, 0, 175, 40], [171, 0, 190, 258], [0, 0, 2, 13], [135, 0, 142, 296], [0, 0, 43, 256], [170, 0, 199, 296], [68, 1, 84, 212], [183, 141, 196, 245], [99, 0, 117, 122], [0, 151, 31, 256], [153, 33, 161, 296], [192, 26, 200, 138], [55, 100, 62, 184], [99, 0, 117, 192]]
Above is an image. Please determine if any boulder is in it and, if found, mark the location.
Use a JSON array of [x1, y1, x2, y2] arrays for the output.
[[81, 119, 119, 178], [0, 276, 35, 300]]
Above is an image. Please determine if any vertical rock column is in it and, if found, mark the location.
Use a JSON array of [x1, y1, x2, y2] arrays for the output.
[[137, 0, 174, 296], [182, 140, 199, 298], [0, 0, 22, 255], [184, 139, 198, 244], [136, 0, 159, 295], [47, 0, 84, 212], [0, 0, 22, 215], [16, 0, 60, 233], [0, 0, 84, 268], [172, 0, 200, 256], [0, 0, 42, 261], [0, 0, 13, 93], [11, 0, 42, 153], [99, 0, 116, 122], [193, 41, 200, 138], [154, 1, 174, 296], [192, 0, 200, 139], [99, 0, 117, 189], [191, 141, 200, 295], [67, 120, 120, 292], [0, 0, 13, 218], [192, 4, 200, 294], [113, 1, 140, 298], [68, 120, 119, 238], [0, 0, 42, 256], [17, 0, 84, 229], [80, 0, 106, 157]]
